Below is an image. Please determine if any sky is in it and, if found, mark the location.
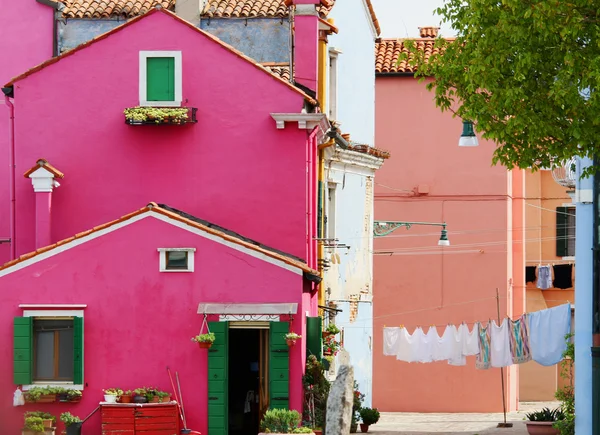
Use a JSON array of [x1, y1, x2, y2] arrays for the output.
[[370, 0, 457, 39]]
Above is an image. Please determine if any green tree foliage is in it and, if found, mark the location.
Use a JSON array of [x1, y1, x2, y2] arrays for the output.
[[404, 0, 600, 172]]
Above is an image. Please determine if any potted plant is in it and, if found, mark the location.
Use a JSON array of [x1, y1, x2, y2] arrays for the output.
[[285, 332, 301, 346], [25, 412, 55, 429], [359, 408, 380, 433], [302, 355, 330, 435], [322, 335, 340, 356], [67, 390, 82, 403], [133, 388, 148, 403], [119, 390, 133, 403], [322, 323, 340, 338], [144, 387, 159, 403], [524, 407, 563, 435], [156, 390, 171, 402], [103, 388, 122, 403], [55, 387, 69, 402], [26, 387, 56, 403], [23, 416, 46, 435], [351, 383, 365, 433], [259, 409, 310, 434], [192, 332, 216, 349], [60, 412, 82, 435]]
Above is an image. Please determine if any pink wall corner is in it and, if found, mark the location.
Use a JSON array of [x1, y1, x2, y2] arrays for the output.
[[373, 77, 521, 412], [293, 15, 319, 91], [0, 215, 307, 434], [11, 11, 313, 264]]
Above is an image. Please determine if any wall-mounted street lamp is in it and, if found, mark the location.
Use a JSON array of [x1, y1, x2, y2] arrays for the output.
[[373, 221, 450, 246], [459, 120, 479, 147]]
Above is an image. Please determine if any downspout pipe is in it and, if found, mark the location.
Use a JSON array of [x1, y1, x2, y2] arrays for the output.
[[3, 88, 16, 260], [593, 158, 600, 434], [36, 0, 64, 57]]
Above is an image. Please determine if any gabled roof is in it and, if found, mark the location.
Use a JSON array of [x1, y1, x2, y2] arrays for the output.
[[5, 7, 317, 105], [60, 0, 174, 18], [0, 203, 320, 280], [23, 159, 65, 179], [376, 27, 452, 74]]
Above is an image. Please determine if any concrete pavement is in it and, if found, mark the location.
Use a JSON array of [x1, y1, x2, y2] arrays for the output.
[[366, 401, 560, 434]]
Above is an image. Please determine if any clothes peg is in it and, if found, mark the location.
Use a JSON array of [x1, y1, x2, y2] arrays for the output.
[[399, 324, 404, 329]]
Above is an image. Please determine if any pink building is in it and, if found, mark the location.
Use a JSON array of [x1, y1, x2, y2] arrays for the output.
[[1, 7, 328, 434], [372, 28, 525, 412]]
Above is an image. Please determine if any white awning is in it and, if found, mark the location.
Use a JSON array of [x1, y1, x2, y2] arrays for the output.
[[197, 303, 298, 315]]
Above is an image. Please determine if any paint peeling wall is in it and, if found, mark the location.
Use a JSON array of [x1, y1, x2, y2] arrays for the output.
[[58, 18, 289, 64]]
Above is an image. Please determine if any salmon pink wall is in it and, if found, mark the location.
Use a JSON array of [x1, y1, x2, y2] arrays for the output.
[[10, 10, 312, 263], [0, 215, 308, 434], [373, 77, 521, 412]]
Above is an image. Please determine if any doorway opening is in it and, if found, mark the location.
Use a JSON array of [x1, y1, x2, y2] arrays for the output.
[[228, 328, 263, 435]]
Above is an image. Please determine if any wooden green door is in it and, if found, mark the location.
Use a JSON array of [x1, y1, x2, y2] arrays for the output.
[[269, 322, 290, 410], [208, 322, 228, 435]]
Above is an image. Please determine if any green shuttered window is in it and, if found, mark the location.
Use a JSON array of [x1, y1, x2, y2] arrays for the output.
[[13, 316, 84, 385], [147, 57, 175, 102], [269, 321, 290, 410], [208, 322, 229, 435], [556, 207, 576, 257], [306, 316, 323, 361]]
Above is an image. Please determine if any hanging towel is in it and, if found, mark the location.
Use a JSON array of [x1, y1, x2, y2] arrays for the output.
[[383, 327, 401, 356], [433, 325, 461, 362], [553, 264, 573, 289], [529, 303, 572, 366], [490, 319, 513, 368], [396, 327, 421, 363], [536, 265, 552, 289], [476, 322, 491, 370], [509, 314, 532, 364], [525, 266, 537, 284], [449, 323, 481, 366]]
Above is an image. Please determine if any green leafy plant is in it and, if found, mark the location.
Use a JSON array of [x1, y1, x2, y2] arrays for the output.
[[67, 389, 82, 399], [291, 427, 314, 434], [103, 388, 123, 396], [26, 386, 56, 402], [124, 106, 190, 124], [25, 411, 55, 424], [24, 416, 45, 432], [359, 407, 380, 426], [525, 407, 564, 422], [285, 332, 301, 340], [303, 355, 330, 431], [325, 324, 340, 335], [60, 412, 81, 427], [322, 335, 340, 356], [260, 409, 301, 433], [351, 382, 365, 432], [191, 332, 216, 344], [554, 334, 575, 435]]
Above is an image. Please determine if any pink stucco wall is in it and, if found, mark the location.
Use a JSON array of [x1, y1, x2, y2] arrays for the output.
[[10, 10, 314, 264], [0, 215, 309, 434], [373, 77, 523, 412], [0, 0, 55, 265]]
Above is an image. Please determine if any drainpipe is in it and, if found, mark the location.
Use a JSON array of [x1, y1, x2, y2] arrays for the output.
[[36, 0, 64, 57], [3, 90, 16, 260], [593, 158, 600, 434]]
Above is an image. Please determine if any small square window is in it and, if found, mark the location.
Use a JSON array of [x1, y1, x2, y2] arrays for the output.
[[166, 251, 188, 270]]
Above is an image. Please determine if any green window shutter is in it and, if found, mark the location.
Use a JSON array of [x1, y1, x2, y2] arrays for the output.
[[73, 317, 84, 384], [14, 317, 33, 385], [556, 207, 568, 257], [306, 316, 322, 361], [208, 322, 228, 435], [146, 57, 175, 102], [269, 321, 289, 410]]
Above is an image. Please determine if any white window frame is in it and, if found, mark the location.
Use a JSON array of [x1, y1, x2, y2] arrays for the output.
[[328, 48, 341, 120], [19, 305, 86, 391], [158, 248, 196, 272], [139, 51, 182, 107]]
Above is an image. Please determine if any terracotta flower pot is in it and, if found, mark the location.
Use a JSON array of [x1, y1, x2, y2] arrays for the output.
[[286, 339, 297, 346], [198, 341, 213, 349], [151, 396, 160, 403], [360, 423, 369, 433], [42, 418, 53, 428], [160, 394, 171, 402], [525, 421, 559, 435], [119, 394, 132, 403]]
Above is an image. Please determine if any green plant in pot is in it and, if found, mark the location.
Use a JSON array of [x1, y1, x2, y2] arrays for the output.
[[323, 323, 340, 337], [133, 387, 148, 403], [359, 408, 380, 433], [103, 388, 122, 403], [302, 355, 330, 433], [259, 409, 304, 434], [25, 412, 55, 429], [525, 407, 564, 435], [60, 412, 82, 435], [24, 416, 45, 435], [192, 332, 216, 349]]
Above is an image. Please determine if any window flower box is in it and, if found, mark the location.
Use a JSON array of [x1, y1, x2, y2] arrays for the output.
[[124, 106, 197, 125]]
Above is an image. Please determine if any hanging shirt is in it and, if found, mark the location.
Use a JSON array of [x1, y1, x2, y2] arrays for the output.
[[383, 327, 401, 356], [552, 264, 573, 289], [490, 319, 513, 368], [476, 322, 492, 370], [529, 303, 572, 366], [536, 265, 552, 289], [449, 323, 480, 366], [433, 325, 461, 362], [396, 327, 421, 363], [416, 327, 438, 363], [510, 314, 532, 364]]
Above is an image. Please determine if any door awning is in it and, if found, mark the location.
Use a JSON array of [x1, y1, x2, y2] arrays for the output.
[[197, 303, 298, 315]]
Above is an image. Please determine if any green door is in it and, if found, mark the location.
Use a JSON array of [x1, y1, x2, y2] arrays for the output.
[[208, 322, 228, 435], [269, 322, 290, 410]]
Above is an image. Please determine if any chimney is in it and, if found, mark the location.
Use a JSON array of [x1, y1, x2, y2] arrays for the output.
[[175, 0, 206, 24], [23, 159, 63, 249], [418, 27, 440, 38], [289, 0, 321, 91]]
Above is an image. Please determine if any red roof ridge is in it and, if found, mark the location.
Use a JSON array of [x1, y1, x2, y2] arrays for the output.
[[23, 158, 65, 179], [5, 7, 317, 105], [0, 203, 318, 276]]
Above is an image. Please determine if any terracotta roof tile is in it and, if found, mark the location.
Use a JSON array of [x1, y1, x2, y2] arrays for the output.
[[262, 63, 291, 81], [60, 0, 175, 18], [375, 34, 453, 74], [340, 134, 390, 159], [0, 203, 319, 278], [5, 8, 317, 105], [202, 0, 334, 18], [23, 159, 65, 179], [364, 0, 380, 36]]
